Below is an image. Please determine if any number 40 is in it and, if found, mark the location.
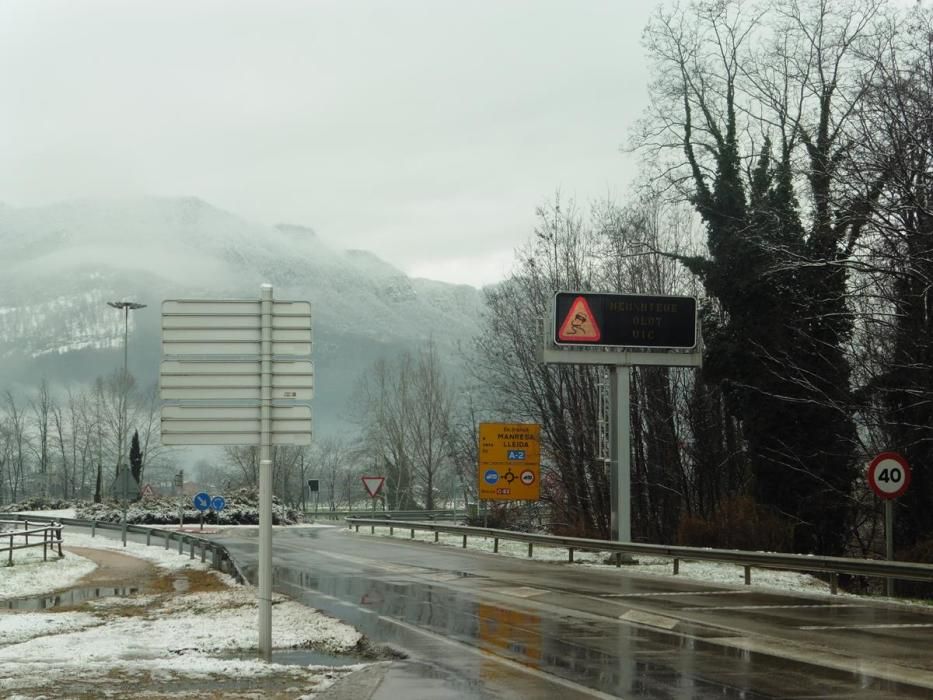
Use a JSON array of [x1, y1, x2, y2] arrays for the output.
[[878, 467, 902, 484]]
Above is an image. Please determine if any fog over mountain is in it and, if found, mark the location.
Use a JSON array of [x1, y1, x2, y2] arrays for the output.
[[0, 197, 486, 436]]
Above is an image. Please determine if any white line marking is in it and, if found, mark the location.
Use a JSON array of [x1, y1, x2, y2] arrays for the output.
[[603, 590, 754, 598], [692, 604, 863, 612], [620, 610, 680, 630], [800, 623, 933, 631]]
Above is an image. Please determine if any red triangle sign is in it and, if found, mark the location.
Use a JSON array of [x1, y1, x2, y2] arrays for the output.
[[558, 296, 601, 342], [361, 475, 385, 498]]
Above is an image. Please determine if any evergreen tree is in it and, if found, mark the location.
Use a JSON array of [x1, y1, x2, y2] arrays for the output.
[[129, 429, 143, 486]]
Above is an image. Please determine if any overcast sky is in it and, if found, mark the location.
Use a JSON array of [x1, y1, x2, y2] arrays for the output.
[[1, 1, 661, 288]]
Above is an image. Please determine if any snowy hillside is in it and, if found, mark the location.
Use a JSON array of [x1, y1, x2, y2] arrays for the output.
[[0, 198, 486, 435]]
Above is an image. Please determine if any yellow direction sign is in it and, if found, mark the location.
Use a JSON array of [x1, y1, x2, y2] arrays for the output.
[[478, 422, 540, 501]]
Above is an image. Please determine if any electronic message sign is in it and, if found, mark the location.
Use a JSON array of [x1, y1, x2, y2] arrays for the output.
[[554, 292, 697, 349]]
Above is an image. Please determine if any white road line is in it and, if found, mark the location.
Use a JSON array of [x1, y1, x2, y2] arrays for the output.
[[620, 610, 680, 630], [800, 623, 933, 631], [603, 590, 754, 598], [692, 604, 863, 612]]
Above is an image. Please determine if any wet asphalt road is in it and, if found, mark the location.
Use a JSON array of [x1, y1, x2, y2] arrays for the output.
[[212, 525, 933, 699]]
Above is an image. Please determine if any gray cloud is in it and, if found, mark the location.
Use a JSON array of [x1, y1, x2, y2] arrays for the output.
[[0, 0, 660, 286]]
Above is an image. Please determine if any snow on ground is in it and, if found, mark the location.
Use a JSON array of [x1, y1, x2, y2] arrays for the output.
[[353, 526, 865, 599], [1, 516, 367, 699], [1, 546, 97, 599]]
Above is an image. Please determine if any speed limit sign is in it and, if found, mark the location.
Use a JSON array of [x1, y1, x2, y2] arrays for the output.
[[867, 452, 911, 500]]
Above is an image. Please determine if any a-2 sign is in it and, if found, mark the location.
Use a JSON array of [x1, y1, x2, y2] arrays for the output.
[[867, 452, 911, 500]]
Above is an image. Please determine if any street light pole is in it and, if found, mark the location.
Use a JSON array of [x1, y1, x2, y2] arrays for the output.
[[106, 301, 146, 497]]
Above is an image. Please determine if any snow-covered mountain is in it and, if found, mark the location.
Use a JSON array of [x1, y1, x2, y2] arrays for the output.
[[0, 197, 486, 436]]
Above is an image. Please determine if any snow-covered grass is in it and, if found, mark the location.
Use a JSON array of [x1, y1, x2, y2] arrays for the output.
[[1, 514, 368, 699]]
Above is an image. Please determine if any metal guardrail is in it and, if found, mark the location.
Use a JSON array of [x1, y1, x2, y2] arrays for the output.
[[1, 518, 64, 565], [314, 509, 466, 521], [346, 517, 933, 595], [4, 514, 245, 583]]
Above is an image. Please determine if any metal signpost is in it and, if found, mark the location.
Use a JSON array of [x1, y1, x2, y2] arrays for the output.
[[193, 491, 211, 531], [867, 452, 912, 596], [477, 423, 541, 502], [160, 285, 312, 661], [541, 291, 701, 544], [307, 479, 320, 519], [111, 468, 140, 547], [174, 470, 184, 530]]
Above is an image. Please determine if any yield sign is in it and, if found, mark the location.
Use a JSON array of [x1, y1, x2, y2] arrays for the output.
[[558, 296, 601, 342], [361, 476, 385, 498]]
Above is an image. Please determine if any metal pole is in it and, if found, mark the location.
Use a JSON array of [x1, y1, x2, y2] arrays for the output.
[[258, 284, 274, 661], [609, 365, 632, 543], [885, 500, 894, 597]]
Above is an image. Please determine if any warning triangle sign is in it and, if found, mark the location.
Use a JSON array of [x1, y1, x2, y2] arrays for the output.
[[361, 476, 385, 498], [558, 296, 601, 342]]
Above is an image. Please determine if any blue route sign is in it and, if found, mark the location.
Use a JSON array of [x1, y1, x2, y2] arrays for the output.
[[507, 450, 526, 460], [193, 491, 211, 512], [483, 469, 499, 485], [211, 495, 226, 512]]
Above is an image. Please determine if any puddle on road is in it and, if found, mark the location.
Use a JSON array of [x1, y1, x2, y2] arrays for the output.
[[3, 586, 140, 610]]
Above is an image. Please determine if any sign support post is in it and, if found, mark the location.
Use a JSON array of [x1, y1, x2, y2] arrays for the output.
[[867, 451, 911, 598], [609, 366, 632, 543], [159, 287, 312, 661], [258, 284, 273, 661], [541, 292, 702, 545], [885, 501, 894, 596]]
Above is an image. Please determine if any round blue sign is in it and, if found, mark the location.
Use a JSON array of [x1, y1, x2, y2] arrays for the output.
[[211, 495, 226, 512], [483, 469, 499, 485], [193, 491, 211, 512]]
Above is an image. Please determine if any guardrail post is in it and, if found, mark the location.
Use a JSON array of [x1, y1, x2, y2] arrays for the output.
[[190, 540, 195, 559], [462, 534, 467, 548], [56, 526, 63, 557], [91, 521, 96, 538], [568, 548, 574, 563], [830, 573, 838, 595], [25, 520, 29, 545], [528, 542, 533, 558], [494, 537, 499, 553], [146, 531, 151, 546], [371, 524, 375, 534], [165, 532, 170, 550], [673, 559, 679, 575], [744, 565, 751, 586], [434, 531, 439, 542], [201, 543, 206, 562], [615, 552, 621, 568], [43, 530, 48, 561], [410, 528, 415, 539], [7, 534, 12, 565], [122, 522, 127, 547], [355, 524, 360, 532], [179, 535, 184, 555]]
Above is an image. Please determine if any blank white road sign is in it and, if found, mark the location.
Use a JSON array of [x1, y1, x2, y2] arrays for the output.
[[160, 296, 313, 447], [161, 404, 312, 446]]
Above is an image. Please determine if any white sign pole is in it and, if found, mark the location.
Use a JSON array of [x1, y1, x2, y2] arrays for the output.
[[258, 284, 274, 661]]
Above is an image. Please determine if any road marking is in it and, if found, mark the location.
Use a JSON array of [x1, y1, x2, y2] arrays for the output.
[[603, 590, 753, 598], [620, 610, 680, 630], [506, 586, 548, 598], [692, 604, 863, 612], [799, 623, 933, 631]]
